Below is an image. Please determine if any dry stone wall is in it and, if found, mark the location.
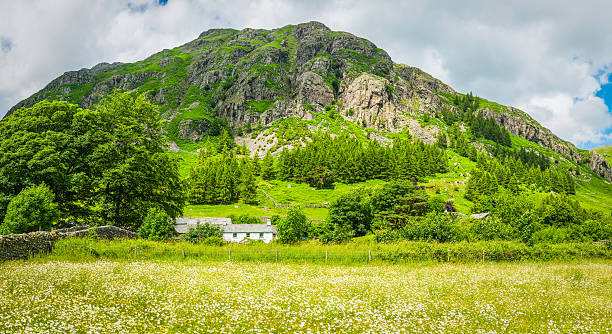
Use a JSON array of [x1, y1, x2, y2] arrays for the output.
[[0, 226, 136, 262]]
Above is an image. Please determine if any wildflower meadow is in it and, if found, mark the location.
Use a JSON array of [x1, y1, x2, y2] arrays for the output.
[[0, 260, 610, 333]]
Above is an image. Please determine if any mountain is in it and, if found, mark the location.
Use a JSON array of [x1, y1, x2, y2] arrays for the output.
[[5, 21, 612, 180]]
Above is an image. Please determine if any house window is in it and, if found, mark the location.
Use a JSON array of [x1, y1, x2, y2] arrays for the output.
[[246, 233, 251, 238], [233, 233, 237, 238], [260, 233, 264, 238]]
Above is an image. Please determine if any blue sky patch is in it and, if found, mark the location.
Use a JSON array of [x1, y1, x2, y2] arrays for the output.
[[128, 0, 167, 13], [593, 72, 612, 148], [596, 73, 612, 111], [1, 37, 13, 54]]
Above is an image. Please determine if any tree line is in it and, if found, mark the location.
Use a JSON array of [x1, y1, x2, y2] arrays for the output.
[[465, 154, 576, 208], [186, 150, 258, 205], [274, 134, 448, 188], [441, 92, 512, 147]]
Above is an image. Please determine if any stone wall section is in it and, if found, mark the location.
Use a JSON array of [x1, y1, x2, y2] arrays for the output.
[[0, 226, 135, 262]]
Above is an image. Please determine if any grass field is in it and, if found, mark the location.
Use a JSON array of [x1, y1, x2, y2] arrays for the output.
[[1, 259, 610, 332]]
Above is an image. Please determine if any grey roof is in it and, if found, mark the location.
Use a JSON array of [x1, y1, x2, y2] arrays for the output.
[[174, 217, 231, 234], [222, 224, 277, 234]]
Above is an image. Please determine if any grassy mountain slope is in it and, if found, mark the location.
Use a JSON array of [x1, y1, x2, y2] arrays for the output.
[[5, 21, 612, 217]]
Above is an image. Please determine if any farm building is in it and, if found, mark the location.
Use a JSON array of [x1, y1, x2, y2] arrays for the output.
[[174, 217, 231, 234], [222, 223, 277, 243], [174, 217, 277, 243]]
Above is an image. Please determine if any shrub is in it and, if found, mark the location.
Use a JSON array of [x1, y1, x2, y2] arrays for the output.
[[1, 183, 59, 235], [467, 217, 513, 241], [276, 207, 309, 244], [137, 208, 176, 241], [228, 214, 260, 224], [404, 212, 460, 242], [579, 219, 612, 242], [183, 223, 223, 244], [531, 227, 573, 244]]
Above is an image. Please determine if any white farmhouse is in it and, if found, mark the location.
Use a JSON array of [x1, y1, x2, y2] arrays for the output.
[[222, 223, 277, 243]]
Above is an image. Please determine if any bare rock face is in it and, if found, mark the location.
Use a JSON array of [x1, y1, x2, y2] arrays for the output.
[[481, 109, 585, 162], [588, 151, 612, 180], [296, 71, 334, 108], [342, 73, 390, 129], [178, 119, 210, 142]]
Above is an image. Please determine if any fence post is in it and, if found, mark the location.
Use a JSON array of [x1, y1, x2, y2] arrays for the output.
[[182, 246, 185, 258], [134, 246, 137, 257], [447, 248, 450, 262], [368, 250, 372, 262], [325, 249, 328, 263], [275, 248, 278, 262], [482, 251, 485, 262], [229, 248, 231, 261]]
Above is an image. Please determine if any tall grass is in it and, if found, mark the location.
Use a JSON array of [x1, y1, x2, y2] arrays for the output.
[[33, 237, 612, 265]]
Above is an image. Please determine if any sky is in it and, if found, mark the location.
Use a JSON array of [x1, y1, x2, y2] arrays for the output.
[[1, 0, 612, 149]]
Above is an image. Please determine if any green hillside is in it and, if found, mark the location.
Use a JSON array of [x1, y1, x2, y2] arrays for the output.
[[2, 21, 611, 245], [593, 145, 612, 164]]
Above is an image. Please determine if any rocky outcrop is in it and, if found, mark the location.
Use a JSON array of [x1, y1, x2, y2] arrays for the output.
[[588, 151, 612, 180], [6, 63, 122, 116], [178, 119, 210, 142], [481, 109, 584, 163]]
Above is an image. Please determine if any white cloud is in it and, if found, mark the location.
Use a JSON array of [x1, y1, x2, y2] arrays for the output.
[[1, 0, 612, 148], [520, 93, 612, 145]]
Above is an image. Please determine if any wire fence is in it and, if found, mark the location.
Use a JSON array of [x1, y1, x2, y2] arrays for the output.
[[46, 239, 612, 264]]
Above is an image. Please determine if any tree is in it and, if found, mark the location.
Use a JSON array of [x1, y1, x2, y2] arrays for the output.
[[326, 193, 372, 240], [0, 93, 184, 228], [261, 151, 276, 180], [87, 93, 184, 228], [219, 128, 234, 153], [436, 132, 448, 149], [276, 206, 309, 243], [137, 208, 176, 241], [183, 223, 224, 244], [0, 183, 59, 234], [240, 163, 258, 204]]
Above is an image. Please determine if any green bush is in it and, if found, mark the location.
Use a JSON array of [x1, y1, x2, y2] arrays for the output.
[[405, 212, 460, 242], [531, 227, 573, 244], [579, 219, 612, 242], [183, 223, 223, 244], [228, 214, 260, 224], [467, 217, 513, 241], [375, 213, 461, 243], [0, 183, 59, 235], [326, 193, 372, 241], [276, 207, 309, 244], [138, 208, 176, 241]]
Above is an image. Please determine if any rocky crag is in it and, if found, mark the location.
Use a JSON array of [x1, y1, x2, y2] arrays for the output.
[[5, 21, 611, 180]]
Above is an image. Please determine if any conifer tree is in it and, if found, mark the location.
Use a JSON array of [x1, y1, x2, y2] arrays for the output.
[[240, 163, 258, 204], [261, 151, 276, 180], [436, 132, 448, 149]]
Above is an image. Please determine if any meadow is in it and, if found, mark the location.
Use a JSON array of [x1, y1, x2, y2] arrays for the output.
[[0, 259, 610, 333]]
